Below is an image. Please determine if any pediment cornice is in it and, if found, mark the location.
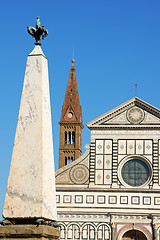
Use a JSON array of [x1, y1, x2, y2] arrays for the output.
[[87, 97, 160, 129]]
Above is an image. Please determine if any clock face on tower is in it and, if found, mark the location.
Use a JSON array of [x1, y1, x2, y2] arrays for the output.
[[68, 112, 73, 119], [127, 107, 144, 124]]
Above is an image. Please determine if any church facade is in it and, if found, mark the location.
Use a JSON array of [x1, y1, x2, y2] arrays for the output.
[[56, 63, 160, 240]]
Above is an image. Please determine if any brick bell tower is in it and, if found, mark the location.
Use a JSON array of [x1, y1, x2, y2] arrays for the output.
[[59, 60, 83, 168]]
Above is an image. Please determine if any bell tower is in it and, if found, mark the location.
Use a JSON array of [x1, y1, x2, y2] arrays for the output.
[[59, 60, 83, 168]]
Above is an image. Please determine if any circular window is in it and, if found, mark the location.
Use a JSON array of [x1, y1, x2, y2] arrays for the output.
[[121, 159, 150, 187]]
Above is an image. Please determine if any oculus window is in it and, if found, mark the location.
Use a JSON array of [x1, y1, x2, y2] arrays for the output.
[[121, 159, 150, 187]]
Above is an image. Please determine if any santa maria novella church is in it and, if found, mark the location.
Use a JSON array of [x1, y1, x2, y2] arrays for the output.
[[55, 59, 160, 240]]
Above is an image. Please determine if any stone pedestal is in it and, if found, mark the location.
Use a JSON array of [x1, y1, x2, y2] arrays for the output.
[[0, 225, 60, 240]]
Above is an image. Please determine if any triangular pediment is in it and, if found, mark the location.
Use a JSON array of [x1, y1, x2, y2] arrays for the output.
[[63, 105, 78, 121], [87, 97, 160, 128]]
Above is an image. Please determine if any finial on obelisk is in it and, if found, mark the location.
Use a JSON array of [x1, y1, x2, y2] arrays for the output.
[[27, 16, 48, 45]]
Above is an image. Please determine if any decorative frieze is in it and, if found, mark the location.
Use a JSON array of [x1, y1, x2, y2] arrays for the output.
[[58, 221, 111, 240], [56, 193, 160, 209]]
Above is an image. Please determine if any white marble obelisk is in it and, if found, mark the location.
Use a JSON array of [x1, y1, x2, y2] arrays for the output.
[[3, 45, 57, 221]]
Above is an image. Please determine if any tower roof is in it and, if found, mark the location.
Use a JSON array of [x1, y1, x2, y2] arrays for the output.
[[60, 60, 82, 123]]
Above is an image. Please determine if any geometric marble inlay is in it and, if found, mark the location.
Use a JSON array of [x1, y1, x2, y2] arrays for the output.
[[143, 197, 151, 205], [97, 159, 102, 165], [69, 164, 89, 184], [109, 196, 117, 204], [131, 196, 140, 205], [86, 196, 94, 204], [120, 196, 128, 204], [75, 195, 83, 203], [106, 160, 110, 165], [154, 197, 160, 205], [98, 145, 102, 149], [97, 175, 102, 179], [97, 196, 105, 204], [64, 195, 71, 203]]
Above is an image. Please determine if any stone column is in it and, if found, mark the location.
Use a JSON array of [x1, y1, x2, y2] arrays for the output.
[[0, 45, 60, 239], [111, 222, 115, 240], [153, 223, 158, 240]]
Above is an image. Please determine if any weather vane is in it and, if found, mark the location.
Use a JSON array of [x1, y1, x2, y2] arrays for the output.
[[27, 16, 48, 45]]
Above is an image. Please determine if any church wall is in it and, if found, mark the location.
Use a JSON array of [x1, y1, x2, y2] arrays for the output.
[[90, 129, 160, 190], [57, 100, 160, 239]]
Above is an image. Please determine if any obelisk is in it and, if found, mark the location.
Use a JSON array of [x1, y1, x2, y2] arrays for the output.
[[0, 17, 60, 239]]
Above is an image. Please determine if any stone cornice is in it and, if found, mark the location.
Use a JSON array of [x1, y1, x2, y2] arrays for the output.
[[59, 121, 84, 128], [89, 125, 160, 130], [56, 187, 160, 193], [87, 97, 160, 128]]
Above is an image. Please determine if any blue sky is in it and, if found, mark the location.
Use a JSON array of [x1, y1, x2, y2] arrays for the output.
[[0, 0, 160, 219]]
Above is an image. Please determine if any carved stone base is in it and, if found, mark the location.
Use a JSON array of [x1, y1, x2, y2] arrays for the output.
[[0, 224, 60, 239]]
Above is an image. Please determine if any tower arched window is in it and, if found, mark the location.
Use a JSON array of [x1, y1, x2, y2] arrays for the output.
[[68, 132, 71, 144], [65, 157, 67, 166], [65, 157, 73, 165], [68, 157, 70, 165], [65, 132, 67, 144], [72, 132, 75, 144]]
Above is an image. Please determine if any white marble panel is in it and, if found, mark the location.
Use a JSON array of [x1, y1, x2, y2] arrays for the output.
[[154, 197, 160, 205], [96, 140, 104, 154], [118, 140, 126, 154], [56, 195, 60, 203], [136, 140, 143, 154], [118, 155, 125, 163], [86, 196, 94, 204], [64, 195, 72, 203], [127, 140, 135, 154], [104, 170, 112, 184], [144, 140, 152, 154], [108, 196, 117, 204], [143, 197, 151, 205], [104, 140, 112, 154], [144, 112, 160, 123], [147, 155, 152, 163], [75, 195, 83, 203], [95, 170, 103, 184], [104, 155, 112, 169], [131, 196, 140, 205], [95, 155, 103, 169], [120, 196, 128, 204], [97, 196, 105, 204]]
